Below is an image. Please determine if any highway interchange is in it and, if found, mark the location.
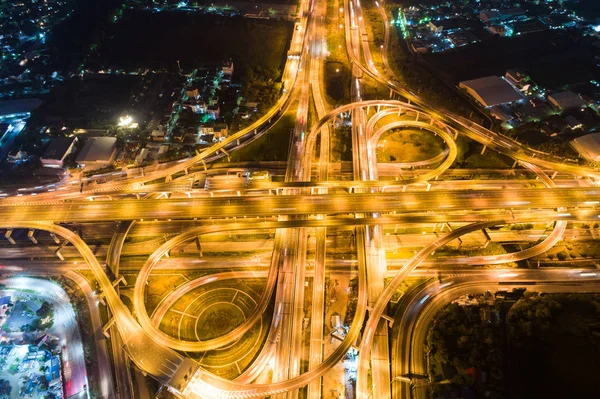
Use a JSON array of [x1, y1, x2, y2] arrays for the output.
[[2, 0, 600, 398]]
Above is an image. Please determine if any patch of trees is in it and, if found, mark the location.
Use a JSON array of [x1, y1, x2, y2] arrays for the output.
[[426, 303, 505, 397]]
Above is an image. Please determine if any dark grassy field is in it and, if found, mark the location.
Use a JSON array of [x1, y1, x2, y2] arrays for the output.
[[87, 10, 293, 83]]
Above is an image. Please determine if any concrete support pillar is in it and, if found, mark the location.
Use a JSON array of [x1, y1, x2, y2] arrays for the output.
[[55, 239, 68, 251], [512, 160, 518, 168], [415, 111, 420, 121], [481, 145, 486, 155], [453, 131, 458, 140], [195, 237, 203, 257], [426, 182, 431, 191], [481, 228, 491, 249], [102, 317, 115, 338], [49, 232, 60, 244], [54, 236, 71, 261], [236, 139, 240, 146], [112, 275, 127, 287], [377, 105, 381, 113], [164, 250, 170, 258], [389, 88, 393, 98], [27, 230, 38, 244], [402, 185, 407, 192], [201, 160, 207, 171], [551, 171, 558, 179], [4, 229, 15, 245]]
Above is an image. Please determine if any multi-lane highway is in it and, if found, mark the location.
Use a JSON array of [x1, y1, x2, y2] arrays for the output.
[[3, 187, 600, 223]]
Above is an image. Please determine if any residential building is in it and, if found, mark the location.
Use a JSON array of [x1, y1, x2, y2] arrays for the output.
[[207, 104, 220, 119], [213, 124, 229, 141], [186, 88, 200, 100], [428, 20, 444, 33], [222, 61, 234, 77], [135, 148, 149, 164], [151, 128, 166, 142], [487, 24, 506, 36], [199, 123, 215, 136]]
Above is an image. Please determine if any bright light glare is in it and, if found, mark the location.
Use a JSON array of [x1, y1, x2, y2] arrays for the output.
[[118, 115, 133, 127]]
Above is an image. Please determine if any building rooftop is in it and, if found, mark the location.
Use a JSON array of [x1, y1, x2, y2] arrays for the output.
[[76, 137, 117, 163], [41, 137, 76, 161], [548, 91, 586, 110], [459, 76, 522, 107], [571, 133, 600, 162], [0, 98, 42, 118]]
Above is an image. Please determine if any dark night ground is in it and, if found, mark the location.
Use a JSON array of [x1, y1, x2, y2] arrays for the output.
[[428, 293, 600, 398]]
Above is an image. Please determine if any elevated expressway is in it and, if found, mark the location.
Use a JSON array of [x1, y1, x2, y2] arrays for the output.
[[4, 187, 600, 223]]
